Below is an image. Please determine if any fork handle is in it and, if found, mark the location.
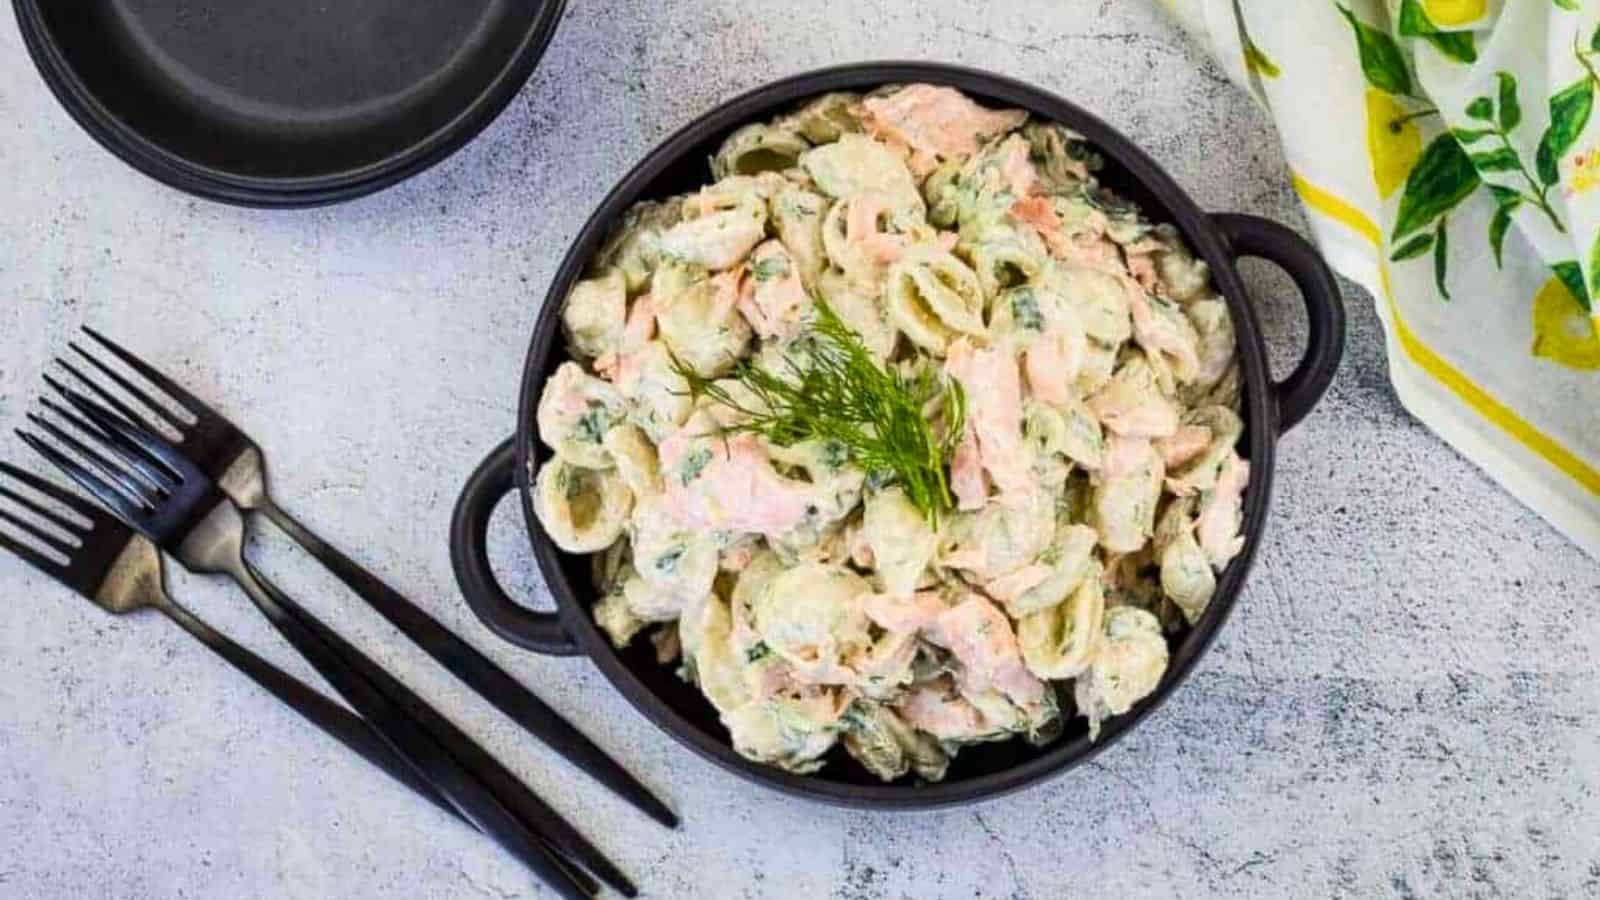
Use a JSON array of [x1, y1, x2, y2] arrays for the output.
[[257, 496, 676, 829], [238, 550, 636, 898], [154, 598, 467, 827], [225, 559, 606, 900]]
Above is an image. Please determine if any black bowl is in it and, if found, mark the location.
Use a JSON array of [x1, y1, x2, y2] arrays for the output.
[[14, 0, 567, 207], [451, 62, 1345, 809]]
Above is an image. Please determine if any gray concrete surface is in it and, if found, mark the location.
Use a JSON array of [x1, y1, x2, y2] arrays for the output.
[[2, 1, 1598, 897]]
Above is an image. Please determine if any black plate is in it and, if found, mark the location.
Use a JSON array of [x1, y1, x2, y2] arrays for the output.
[[14, 0, 567, 207]]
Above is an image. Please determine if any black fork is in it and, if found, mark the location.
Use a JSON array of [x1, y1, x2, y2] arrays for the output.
[[20, 393, 616, 900], [0, 461, 463, 824], [59, 326, 676, 829]]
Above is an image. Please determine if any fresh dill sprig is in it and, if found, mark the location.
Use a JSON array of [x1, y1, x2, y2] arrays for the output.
[[673, 301, 966, 525]]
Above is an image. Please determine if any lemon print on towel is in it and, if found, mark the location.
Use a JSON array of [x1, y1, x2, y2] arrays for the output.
[[1531, 273, 1600, 371], [1422, 0, 1485, 28], [1339, 8, 1430, 199], [1366, 90, 1423, 199]]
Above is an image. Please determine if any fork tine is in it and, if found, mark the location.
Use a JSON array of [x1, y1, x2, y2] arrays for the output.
[[0, 461, 103, 521], [0, 483, 87, 535], [0, 505, 79, 556], [22, 416, 154, 512], [54, 356, 181, 435], [79, 327, 205, 422], [0, 524, 66, 576], [46, 380, 188, 476], [18, 430, 149, 526], [41, 394, 180, 494]]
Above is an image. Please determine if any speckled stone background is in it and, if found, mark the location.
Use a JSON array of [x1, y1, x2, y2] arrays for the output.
[[2, 1, 1598, 898]]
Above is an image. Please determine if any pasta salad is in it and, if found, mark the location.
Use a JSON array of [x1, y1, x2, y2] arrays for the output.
[[534, 84, 1247, 781]]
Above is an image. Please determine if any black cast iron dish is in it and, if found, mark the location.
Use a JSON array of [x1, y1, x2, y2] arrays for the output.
[[13, 0, 567, 207], [451, 62, 1346, 809]]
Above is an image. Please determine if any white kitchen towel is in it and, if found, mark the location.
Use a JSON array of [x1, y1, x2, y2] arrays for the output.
[[1158, 0, 1600, 559]]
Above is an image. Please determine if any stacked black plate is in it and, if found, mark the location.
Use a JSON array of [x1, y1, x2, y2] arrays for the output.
[[14, 0, 567, 207]]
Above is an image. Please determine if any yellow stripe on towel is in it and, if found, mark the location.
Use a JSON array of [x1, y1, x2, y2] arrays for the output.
[[1290, 170, 1600, 498], [1291, 173, 1383, 247]]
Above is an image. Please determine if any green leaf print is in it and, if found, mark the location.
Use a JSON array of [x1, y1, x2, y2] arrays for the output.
[[1452, 127, 1495, 144], [1591, 233, 1600, 303], [1390, 233, 1435, 262], [1394, 0, 1476, 63], [1552, 0, 1579, 12], [1553, 261, 1591, 313], [1488, 205, 1516, 268], [1497, 73, 1521, 132], [1433, 217, 1451, 301], [1470, 149, 1521, 172], [1461, 75, 1568, 233], [1425, 32, 1477, 65], [1338, 6, 1413, 97], [1487, 185, 1521, 268], [1592, 22, 1600, 54], [1392, 134, 1481, 241], [1487, 184, 1521, 207], [1396, 0, 1431, 36], [1537, 78, 1595, 187]]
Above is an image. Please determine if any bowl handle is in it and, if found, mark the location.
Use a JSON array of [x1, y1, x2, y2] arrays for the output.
[[1212, 213, 1347, 434], [450, 437, 582, 656]]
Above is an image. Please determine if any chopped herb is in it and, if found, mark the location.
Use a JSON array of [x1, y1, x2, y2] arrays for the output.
[[746, 641, 772, 663], [1011, 289, 1044, 331], [673, 301, 966, 525], [680, 447, 713, 485], [839, 701, 871, 731], [750, 255, 790, 281], [655, 546, 685, 573], [819, 439, 849, 470], [553, 466, 589, 499], [574, 400, 611, 445]]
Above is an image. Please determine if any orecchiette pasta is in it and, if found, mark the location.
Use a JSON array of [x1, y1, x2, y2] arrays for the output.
[[863, 486, 940, 595], [1092, 435, 1165, 554], [749, 563, 874, 683], [817, 269, 898, 360], [613, 340, 693, 444], [1074, 606, 1169, 740], [653, 265, 753, 377], [560, 269, 627, 363], [601, 424, 661, 498], [532, 84, 1249, 783], [1087, 350, 1181, 439], [884, 245, 986, 354], [532, 460, 633, 554], [1005, 522, 1099, 617], [780, 91, 862, 144], [657, 189, 768, 271], [536, 362, 629, 469], [1154, 496, 1215, 625], [712, 122, 811, 180], [771, 185, 831, 287], [594, 200, 682, 294], [1017, 561, 1106, 679], [1052, 266, 1134, 346], [627, 495, 718, 621], [800, 133, 926, 216], [841, 701, 950, 783]]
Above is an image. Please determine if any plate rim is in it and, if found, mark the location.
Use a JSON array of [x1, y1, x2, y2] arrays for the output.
[[12, 0, 569, 208]]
